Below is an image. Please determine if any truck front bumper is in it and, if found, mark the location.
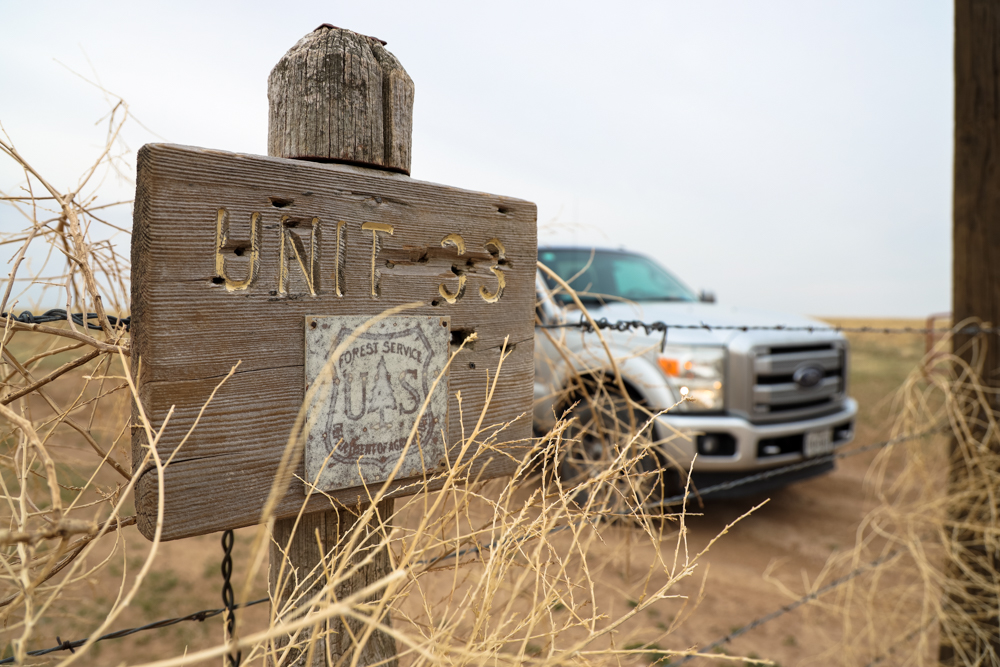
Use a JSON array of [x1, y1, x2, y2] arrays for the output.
[[654, 398, 859, 474]]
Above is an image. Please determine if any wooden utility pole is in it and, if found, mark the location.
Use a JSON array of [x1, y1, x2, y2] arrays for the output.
[[266, 25, 413, 666], [943, 1, 1000, 663]]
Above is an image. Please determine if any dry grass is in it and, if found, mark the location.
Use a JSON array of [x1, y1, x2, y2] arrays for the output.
[[802, 321, 1000, 666], [3, 96, 1000, 667]]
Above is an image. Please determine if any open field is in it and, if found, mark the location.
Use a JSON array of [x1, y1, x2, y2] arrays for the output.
[[0, 317, 940, 666]]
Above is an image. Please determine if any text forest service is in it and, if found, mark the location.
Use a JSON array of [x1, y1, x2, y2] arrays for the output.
[[130, 143, 537, 541]]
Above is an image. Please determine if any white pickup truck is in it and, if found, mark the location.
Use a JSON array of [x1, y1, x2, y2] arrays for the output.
[[533, 247, 858, 499]]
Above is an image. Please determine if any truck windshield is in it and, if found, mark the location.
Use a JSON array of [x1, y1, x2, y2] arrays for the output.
[[538, 249, 698, 304]]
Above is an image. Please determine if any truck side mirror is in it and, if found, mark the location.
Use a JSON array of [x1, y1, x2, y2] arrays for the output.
[[699, 290, 716, 304]]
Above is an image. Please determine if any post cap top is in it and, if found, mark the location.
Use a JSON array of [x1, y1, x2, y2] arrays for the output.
[[313, 23, 387, 46]]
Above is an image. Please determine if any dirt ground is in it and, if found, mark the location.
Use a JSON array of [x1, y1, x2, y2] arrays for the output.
[[5, 318, 936, 666]]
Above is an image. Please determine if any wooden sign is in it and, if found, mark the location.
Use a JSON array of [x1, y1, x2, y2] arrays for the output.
[[131, 143, 536, 540]]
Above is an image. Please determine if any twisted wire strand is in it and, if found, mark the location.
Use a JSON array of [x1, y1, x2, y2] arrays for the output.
[[672, 550, 905, 664], [221, 529, 241, 667], [0, 598, 269, 664], [0, 309, 130, 331]]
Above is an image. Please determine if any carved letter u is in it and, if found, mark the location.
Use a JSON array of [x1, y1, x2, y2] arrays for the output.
[[344, 371, 368, 421], [214, 209, 260, 291]]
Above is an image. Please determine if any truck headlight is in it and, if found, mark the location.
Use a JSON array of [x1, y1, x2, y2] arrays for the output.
[[657, 345, 726, 411]]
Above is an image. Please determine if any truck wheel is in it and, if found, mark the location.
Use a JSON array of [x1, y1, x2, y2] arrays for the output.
[[556, 382, 668, 515]]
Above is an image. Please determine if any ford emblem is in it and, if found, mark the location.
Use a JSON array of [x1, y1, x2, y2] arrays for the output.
[[793, 365, 825, 388]]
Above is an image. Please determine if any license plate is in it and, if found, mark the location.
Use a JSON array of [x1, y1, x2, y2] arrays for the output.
[[803, 428, 834, 458]]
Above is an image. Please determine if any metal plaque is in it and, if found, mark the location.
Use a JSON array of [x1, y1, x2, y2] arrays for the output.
[[304, 315, 450, 491]]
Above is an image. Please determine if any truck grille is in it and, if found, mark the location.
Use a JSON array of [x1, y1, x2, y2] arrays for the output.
[[749, 343, 845, 423]]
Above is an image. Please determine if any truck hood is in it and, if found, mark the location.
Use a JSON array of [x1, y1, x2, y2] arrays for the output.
[[559, 301, 837, 346]]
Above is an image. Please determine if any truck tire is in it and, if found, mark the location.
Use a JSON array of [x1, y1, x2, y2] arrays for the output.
[[556, 380, 670, 515]]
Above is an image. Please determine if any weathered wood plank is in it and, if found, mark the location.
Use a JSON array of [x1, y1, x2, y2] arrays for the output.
[[131, 143, 535, 541], [133, 343, 531, 539], [267, 25, 414, 174]]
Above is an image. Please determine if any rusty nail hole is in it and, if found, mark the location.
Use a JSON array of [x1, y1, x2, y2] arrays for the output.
[[469, 362, 476, 369], [211, 276, 225, 284], [431, 299, 440, 307], [310, 321, 318, 329], [270, 197, 293, 208]]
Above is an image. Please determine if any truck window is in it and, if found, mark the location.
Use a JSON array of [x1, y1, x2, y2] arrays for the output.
[[539, 249, 697, 303]]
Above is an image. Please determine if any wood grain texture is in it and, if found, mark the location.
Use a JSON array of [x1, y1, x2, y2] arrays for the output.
[[269, 500, 397, 667], [131, 143, 536, 540], [268, 26, 414, 174], [942, 2, 1000, 663]]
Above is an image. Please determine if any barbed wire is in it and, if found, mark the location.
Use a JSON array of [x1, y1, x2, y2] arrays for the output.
[[419, 428, 940, 568], [0, 427, 941, 661], [0, 547, 923, 665], [423, 439, 922, 664], [0, 310, 992, 341], [0, 597, 269, 664], [536, 315, 988, 354], [538, 315, 995, 338], [0, 309, 130, 331], [672, 549, 905, 664]]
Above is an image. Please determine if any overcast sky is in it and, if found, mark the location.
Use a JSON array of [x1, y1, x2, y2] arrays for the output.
[[1, 1, 952, 317]]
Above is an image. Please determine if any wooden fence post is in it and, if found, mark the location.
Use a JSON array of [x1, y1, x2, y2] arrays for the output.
[[266, 24, 413, 667], [943, 1, 1000, 663]]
